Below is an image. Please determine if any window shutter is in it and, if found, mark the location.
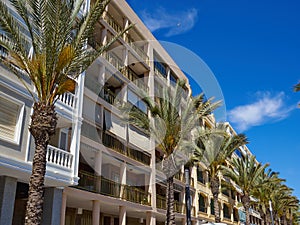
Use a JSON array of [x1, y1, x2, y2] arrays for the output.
[[0, 96, 20, 141]]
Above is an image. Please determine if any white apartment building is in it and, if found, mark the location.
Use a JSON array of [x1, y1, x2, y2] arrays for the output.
[[0, 0, 262, 225]]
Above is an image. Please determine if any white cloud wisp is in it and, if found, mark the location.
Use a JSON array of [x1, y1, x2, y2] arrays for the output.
[[228, 92, 294, 131], [141, 8, 198, 37]]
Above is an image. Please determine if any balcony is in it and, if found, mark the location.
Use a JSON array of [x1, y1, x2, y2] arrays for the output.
[[77, 171, 121, 197], [46, 145, 73, 169], [122, 185, 151, 206], [156, 195, 183, 213], [57, 92, 76, 109], [122, 67, 148, 92], [103, 132, 151, 166], [127, 35, 149, 64], [127, 147, 151, 166], [102, 13, 122, 34], [174, 172, 195, 188], [104, 51, 124, 71], [77, 171, 151, 206], [102, 132, 126, 155]]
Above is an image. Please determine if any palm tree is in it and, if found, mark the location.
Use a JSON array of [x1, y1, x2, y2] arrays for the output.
[[121, 80, 220, 225], [223, 154, 269, 225], [253, 169, 283, 225], [0, 0, 130, 224], [193, 123, 248, 222]]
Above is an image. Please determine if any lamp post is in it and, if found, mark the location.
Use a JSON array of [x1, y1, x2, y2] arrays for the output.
[[185, 167, 192, 225], [269, 200, 274, 225]]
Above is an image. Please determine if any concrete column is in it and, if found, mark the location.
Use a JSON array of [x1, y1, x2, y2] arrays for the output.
[[92, 200, 100, 225], [119, 206, 126, 225], [60, 192, 67, 225], [95, 151, 102, 192], [146, 211, 156, 225], [166, 67, 170, 86], [220, 202, 224, 221], [70, 68, 85, 182], [42, 187, 63, 225], [0, 176, 17, 225], [207, 197, 211, 216], [101, 29, 108, 46], [123, 18, 130, 41], [120, 163, 126, 198], [98, 64, 105, 85]]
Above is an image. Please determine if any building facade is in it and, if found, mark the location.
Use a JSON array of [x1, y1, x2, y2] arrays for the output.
[[0, 0, 262, 225]]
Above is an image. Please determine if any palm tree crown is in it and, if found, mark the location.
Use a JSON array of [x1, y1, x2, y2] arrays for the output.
[[121, 80, 220, 225], [193, 123, 248, 222], [223, 154, 269, 225], [0, 0, 129, 224]]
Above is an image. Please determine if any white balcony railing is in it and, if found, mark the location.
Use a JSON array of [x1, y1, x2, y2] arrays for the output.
[[57, 92, 76, 109], [46, 145, 73, 169]]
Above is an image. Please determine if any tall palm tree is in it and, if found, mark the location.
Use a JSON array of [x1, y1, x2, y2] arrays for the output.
[[193, 123, 248, 222], [0, 0, 130, 224], [121, 80, 220, 225], [269, 184, 299, 225], [223, 154, 268, 225], [253, 169, 283, 225]]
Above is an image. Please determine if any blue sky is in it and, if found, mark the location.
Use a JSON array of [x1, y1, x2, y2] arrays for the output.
[[127, 0, 300, 198]]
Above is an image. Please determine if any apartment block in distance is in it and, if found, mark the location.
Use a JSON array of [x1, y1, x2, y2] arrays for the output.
[[0, 0, 262, 225]]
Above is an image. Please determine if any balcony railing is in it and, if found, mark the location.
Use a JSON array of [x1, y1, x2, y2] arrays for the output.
[[102, 132, 151, 166], [156, 195, 167, 210], [122, 185, 151, 206], [102, 13, 122, 33], [102, 132, 125, 154], [156, 195, 183, 213], [85, 77, 122, 105], [174, 172, 195, 187], [57, 92, 76, 109], [127, 35, 149, 64], [127, 147, 151, 166], [122, 67, 148, 92], [46, 145, 73, 169], [102, 87, 120, 105], [77, 171, 150, 205], [104, 51, 124, 71]]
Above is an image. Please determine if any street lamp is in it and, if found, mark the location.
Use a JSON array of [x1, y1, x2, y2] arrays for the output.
[[269, 200, 274, 225], [185, 167, 192, 225]]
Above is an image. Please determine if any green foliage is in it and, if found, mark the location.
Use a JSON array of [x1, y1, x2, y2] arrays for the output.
[[0, 0, 131, 105]]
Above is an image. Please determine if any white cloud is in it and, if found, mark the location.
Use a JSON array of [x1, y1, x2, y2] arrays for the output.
[[228, 92, 295, 131], [141, 8, 198, 37]]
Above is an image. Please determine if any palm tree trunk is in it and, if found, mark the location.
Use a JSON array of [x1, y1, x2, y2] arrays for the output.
[[211, 176, 221, 223], [25, 103, 57, 225], [242, 194, 251, 225], [166, 176, 175, 225], [283, 214, 287, 225]]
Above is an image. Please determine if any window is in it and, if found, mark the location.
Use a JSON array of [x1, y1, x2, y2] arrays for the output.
[[127, 89, 147, 113], [59, 129, 68, 150], [223, 204, 231, 219], [0, 93, 24, 144], [199, 194, 206, 213], [170, 72, 177, 86], [210, 199, 215, 215], [154, 56, 167, 77], [197, 167, 205, 183]]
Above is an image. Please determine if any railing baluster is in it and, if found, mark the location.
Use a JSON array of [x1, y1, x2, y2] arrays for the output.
[[46, 145, 73, 169]]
